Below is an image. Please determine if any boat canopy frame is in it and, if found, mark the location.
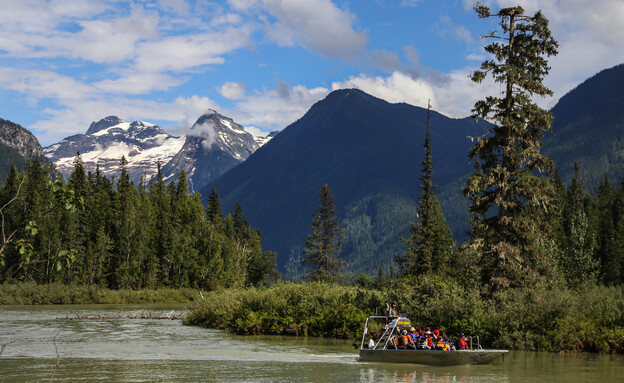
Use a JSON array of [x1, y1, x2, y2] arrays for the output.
[[360, 315, 483, 351]]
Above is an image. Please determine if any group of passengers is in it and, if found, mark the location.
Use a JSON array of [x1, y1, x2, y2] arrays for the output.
[[391, 327, 470, 351], [378, 302, 471, 351]]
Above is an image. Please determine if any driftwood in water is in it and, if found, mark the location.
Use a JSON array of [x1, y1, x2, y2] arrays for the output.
[[56, 312, 181, 320]]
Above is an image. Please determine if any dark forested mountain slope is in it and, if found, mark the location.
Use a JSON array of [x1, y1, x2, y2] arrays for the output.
[[545, 63, 624, 190], [204, 89, 489, 275]]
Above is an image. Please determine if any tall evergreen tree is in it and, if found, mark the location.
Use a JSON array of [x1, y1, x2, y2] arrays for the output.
[[66, 152, 90, 283], [112, 156, 140, 288], [464, 5, 558, 289], [402, 102, 454, 276], [559, 163, 599, 287], [206, 188, 223, 227], [609, 181, 624, 284], [302, 184, 344, 283], [594, 174, 619, 284]]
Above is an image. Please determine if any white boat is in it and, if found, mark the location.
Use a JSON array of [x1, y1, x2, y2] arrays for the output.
[[358, 315, 508, 366]]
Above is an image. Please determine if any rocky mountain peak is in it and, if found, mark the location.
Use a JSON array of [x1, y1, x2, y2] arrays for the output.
[[85, 116, 125, 135], [0, 118, 46, 159]]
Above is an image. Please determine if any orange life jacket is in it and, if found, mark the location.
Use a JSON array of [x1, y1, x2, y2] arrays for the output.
[[400, 334, 411, 346], [435, 339, 445, 349]]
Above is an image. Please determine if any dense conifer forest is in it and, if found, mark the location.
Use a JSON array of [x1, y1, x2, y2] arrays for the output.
[[0, 155, 278, 290]]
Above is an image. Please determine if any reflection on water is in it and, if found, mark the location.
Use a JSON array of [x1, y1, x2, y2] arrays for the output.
[[0, 305, 622, 382]]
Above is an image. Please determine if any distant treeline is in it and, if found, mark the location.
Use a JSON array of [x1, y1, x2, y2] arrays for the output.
[[0, 155, 279, 290]]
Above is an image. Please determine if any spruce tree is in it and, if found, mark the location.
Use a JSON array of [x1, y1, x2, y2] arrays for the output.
[[302, 184, 344, 283], [595, 174, 618, 284], [559, 163, 598, 287], [112, 156, 139, 288], [464, 5, 558, 288], [403, 102, 454, 276], [206, 188, 223, 227]]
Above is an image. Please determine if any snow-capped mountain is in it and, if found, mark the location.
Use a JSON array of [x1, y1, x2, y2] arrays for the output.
[[44, 113, 277, 191], [161, 110, 264, 189], [44, 116, 185, 182]]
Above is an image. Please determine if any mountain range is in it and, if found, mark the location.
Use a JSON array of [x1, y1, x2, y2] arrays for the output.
[[2, 63, 624, 276], [43, 111, 276, 191]]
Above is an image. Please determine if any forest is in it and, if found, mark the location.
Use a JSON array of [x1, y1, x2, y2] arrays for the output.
[[0, 155, 278, 290]]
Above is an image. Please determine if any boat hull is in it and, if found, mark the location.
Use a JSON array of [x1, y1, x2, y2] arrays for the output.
[[359, 349, 508, 366]]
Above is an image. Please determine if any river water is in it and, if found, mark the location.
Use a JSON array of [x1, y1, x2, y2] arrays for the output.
[[0, 305, 622, 382]]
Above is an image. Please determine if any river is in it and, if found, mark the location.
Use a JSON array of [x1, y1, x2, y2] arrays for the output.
[[0, 305, 622, 382]]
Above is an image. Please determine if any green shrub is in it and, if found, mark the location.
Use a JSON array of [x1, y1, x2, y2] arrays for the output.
[[0, 282, 197, 305]]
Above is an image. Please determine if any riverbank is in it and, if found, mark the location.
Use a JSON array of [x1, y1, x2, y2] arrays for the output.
[[2, 280, 623, 354], [183, 280, 624, 354], [4, 305, 622, 382], [0, 282, 198, 305]]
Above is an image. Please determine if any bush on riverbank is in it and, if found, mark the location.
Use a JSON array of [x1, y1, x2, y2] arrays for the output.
[[183, 282, 383, 338], [0, 282, 198, 304], [183, 280, 624, 353]]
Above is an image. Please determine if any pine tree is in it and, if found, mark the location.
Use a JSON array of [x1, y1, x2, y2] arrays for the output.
[[559, 163, 599, 287], [302, 184, 344, 283], [66, 152, 90, 284], [464, 5, 558, 289], [206, 188, 223, 227], [402, 102, 454, 277], [112, 156, 140, 288], [609, 181, 624, 284], [595, 174, 617, 284]]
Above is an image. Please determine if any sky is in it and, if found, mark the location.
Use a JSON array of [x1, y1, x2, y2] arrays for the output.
[[1, 0, 623, 146]]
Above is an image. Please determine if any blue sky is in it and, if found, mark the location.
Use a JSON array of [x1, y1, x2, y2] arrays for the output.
[[1, 0, 624, 146]]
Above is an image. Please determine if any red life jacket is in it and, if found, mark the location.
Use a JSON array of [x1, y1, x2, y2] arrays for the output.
[[435, 339, 445, 349], [426, 336, 433, 349], [459, 338, 469, 350]]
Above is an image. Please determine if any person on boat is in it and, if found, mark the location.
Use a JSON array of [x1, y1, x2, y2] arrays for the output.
[[458, 333, 469, 350], [397, 329, 415, 349], [440, 333, 452, 351], [425, 328, 434, 350], [435, 335, 445, 350], [385, 302, 398, 320], [433, 329, 440, 341], [416, 331, 429, 349], [409, 327, 419, 340]]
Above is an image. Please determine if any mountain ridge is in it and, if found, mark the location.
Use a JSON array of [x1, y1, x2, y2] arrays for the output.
[[203, 88, 490, 275], [43, 112, 276, 191]]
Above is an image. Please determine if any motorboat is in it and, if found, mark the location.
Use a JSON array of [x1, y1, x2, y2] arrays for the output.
[[358, 315, 508, 366]]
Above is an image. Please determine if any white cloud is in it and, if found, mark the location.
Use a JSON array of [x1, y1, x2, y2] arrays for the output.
[[0, 3, 159, 63], [134, 26, 253, 73], [228, 0, 260, 11], [261, 0, 368, 60], [220, 82, 246, 100], [332, 72, 435, 109], [436, 15, 473, 44], [227, 83, 330, 130], [94, 73, 190, 95], [0, 68, 96, 102]]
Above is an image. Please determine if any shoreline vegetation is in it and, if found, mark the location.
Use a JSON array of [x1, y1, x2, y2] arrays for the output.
[[0, 282, 197, 305], [1, 280, 623, 354], [182, 280, 624, 354]]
